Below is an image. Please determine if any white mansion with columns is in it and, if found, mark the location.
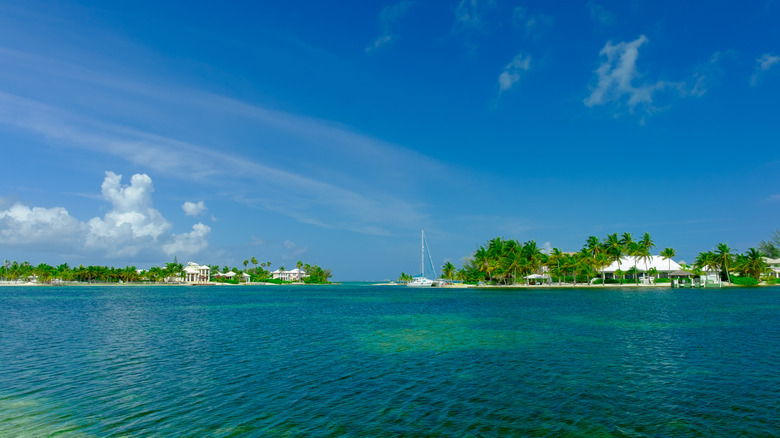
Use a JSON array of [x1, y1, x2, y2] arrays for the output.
[[183, 262, 211, 284]]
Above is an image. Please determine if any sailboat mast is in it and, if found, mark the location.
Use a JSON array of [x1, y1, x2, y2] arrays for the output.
[[421, 230, 425, 277]]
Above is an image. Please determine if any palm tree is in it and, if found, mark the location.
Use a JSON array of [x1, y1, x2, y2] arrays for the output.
[[523, 240, 544, 275], [620, 232, 634, 248], [606, 245, 625, 285], [503, 239, 522, 284], [695, 251, 720, 285], [640, 232, 655, 252], [441, 261, 456, 282], [243, 260, 249, 270], [715, 243, 734, 283], [549, 248, 564, 285], [737, 248, 768, 280], [660, 247, 676, 273], [633, 243, 651, 284], [585, 236, 600, 258]]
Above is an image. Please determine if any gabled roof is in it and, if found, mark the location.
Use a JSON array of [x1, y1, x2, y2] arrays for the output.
[[600, 255, 681, 273]]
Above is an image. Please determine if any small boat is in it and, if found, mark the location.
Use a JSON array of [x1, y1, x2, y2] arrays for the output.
[[406, 230, 439, 287]]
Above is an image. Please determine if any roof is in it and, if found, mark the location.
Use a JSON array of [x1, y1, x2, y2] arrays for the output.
[[600, 255, 681, 273], [669, 270, 696, 277]]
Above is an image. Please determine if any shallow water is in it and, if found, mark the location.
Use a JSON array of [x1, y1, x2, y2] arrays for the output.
[[1, 285, 778, 437]]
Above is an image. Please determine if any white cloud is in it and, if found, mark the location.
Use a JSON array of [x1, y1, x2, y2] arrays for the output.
[[0, 171, 206, 259], [0, 203, 83, 245], [85, 172, 171, 256], [182, 200, 207, 216], [584, 35, 685, 117], [750, 53, 780, 86], [366, 1, 412, 53], [163, 223, 210, 256], [0, 47, 443, 236], [498, 53, 531, 92]]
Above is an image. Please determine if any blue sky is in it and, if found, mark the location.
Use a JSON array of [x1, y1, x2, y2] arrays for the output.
[[0, 0, 778, 280]]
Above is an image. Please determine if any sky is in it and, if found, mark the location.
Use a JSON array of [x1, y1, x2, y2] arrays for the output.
[[0, 0, 778, 281]]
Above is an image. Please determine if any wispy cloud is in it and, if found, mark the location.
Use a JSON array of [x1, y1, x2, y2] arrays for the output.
[[689, 51, 732, 97], [512, 6, 553, 37], [0, 46, 444, 236], [498, 53, 531, 93], [366, 1, 413, 53], [764, 194, 780, 203], [750, 53, 780, 86], [584, 35, 686, 120], [587, 1, 614, 27], [453, 0, 497, 33]]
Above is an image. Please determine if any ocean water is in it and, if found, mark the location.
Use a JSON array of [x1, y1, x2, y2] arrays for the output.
[[1, 284, 778, 437]]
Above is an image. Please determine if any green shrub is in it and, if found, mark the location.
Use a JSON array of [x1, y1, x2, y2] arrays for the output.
[[592, 278, 621, 285], [731, 276, 759, 286], [654, 278, 671, 283]]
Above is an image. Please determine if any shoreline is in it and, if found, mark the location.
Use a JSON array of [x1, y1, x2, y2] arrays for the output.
[[0, 281, 769, 288]]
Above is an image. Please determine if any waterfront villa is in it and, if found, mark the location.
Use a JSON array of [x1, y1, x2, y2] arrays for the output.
[[765, 257, 780, 279], [271, 268, 307, 282], [599, 255, 682, 282], [183, 262, 211, 284]]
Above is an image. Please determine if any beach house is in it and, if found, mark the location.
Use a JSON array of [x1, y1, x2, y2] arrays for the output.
[[271, 268, 307, 282], [764, 257, 780, 279], [183, 262, 211, 284], [599, 255, 682, 282]]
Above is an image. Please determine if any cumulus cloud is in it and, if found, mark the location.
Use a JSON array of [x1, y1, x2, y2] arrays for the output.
[[366, 1, 412, 53], [182, 200, 207, 216], [750, 53, 780, 86], [0, 170, 209, 260], [0, 204, 83, 245], [585, 35, 685, 118], [498, 53, 531, 93], [85, 171, 171, 256], [163, 223, 210, 256]]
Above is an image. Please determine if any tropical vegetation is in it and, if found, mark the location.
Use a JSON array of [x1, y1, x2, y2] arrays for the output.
[[0, 257, 332, 284], [395, 230, 778, 286]]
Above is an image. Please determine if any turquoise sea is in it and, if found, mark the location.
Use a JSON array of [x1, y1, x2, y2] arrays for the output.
[[1, 284, 778, 437]]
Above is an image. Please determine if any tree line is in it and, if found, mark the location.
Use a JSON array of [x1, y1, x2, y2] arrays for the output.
[[401, 231, 776, 285], [0, 257, 332, 284]]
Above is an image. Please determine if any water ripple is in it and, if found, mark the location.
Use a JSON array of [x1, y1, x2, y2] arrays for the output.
[[1, 286, 779, 436]]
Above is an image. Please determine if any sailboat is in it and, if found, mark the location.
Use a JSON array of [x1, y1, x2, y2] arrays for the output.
[[406, 230, 438, 287]]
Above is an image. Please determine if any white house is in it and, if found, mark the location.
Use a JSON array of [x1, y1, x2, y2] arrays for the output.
[[212, 271, 251, 283], [599, 255, 682, 281], [764, 257, 780, 279], [271, 268, 307, 282], [183, 262, 211, 284]]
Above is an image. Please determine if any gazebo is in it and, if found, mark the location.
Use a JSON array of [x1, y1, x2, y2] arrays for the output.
[[524, 273, 548, 285], [669, 270, 698, 288]]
